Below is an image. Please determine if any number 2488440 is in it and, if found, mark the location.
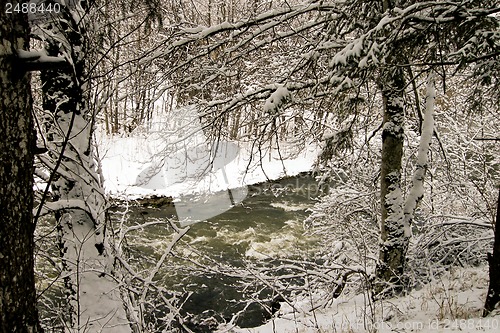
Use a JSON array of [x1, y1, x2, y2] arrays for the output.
[[5, 2, 61, 14]]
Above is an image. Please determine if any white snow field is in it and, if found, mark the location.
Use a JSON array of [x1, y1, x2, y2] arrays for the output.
[[96, 128, 319, 199], [219, 266, 499, 333]]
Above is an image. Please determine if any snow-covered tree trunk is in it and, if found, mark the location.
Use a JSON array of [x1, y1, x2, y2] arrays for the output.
[[0, 6, 43, 332], [375, 67, 408, 294], [375, 72, 436, 295], [37, 2, 131, 331]]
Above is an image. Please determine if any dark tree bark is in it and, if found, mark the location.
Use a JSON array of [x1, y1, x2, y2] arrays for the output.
[[484, 188, 500, 316], [375, 66, 409, 295], [0, 4, 43, 332], [373, 0, 411, 296]]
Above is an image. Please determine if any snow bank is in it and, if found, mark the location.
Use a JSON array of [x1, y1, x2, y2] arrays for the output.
[[96, 129, 319, 199], [218, 266, 499, 332]]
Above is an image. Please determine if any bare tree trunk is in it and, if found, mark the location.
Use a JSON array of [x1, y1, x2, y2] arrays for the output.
[[375, 67, 409, 295], [0, 6, 43, 332], [113, 81, 120, 134], [105, 105, 111, 134], [484, 188, 500, 316], [230, 110, 241, 139]]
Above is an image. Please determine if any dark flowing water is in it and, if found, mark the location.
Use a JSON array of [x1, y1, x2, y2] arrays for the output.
[[118, 173, 328, 330]]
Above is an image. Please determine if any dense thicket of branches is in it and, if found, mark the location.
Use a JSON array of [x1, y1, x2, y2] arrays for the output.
[[150, 0, 499, 294], [9, 0, 498, 330]]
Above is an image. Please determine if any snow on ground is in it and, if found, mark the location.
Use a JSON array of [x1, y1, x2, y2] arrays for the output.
[[95, 128, 319, 199], [94, 113, 319, 225], [218, 266, 500, 333]]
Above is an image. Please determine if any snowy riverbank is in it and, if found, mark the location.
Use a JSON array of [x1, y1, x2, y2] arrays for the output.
[[96, 130, 320, 199], [219, 266, 500, 333]]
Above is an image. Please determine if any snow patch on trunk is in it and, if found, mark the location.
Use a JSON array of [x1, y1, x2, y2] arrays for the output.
[[403, 74, 435, 237]]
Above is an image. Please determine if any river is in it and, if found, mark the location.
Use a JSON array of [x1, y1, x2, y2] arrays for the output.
[[120, 173, 329, 330], [37, 173, 328, 331]]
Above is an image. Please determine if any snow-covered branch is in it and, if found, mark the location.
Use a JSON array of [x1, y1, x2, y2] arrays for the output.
[[403, 73, 435, 236], [17, 49, 69, 72], [34, 199, 96, 221]]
